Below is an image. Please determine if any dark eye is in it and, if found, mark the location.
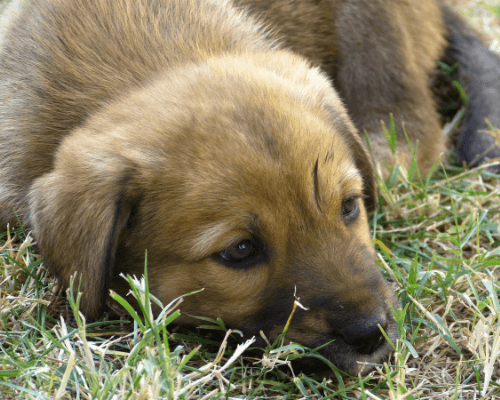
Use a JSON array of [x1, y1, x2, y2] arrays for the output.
[[342, 197, 359, 221], [217, 239, 267, 268]]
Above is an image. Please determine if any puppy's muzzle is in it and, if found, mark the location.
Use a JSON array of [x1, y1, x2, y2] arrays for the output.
[[339, 315, 388, 354]]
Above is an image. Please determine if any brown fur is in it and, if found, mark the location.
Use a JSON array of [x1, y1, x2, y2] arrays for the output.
[[4, 0, 492, 375], [234, 0, 449, 172]]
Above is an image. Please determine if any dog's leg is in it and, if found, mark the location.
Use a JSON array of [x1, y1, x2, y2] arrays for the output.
[[441, 4, 500, 170]]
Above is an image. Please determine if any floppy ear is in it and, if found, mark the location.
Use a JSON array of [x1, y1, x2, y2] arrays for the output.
[[27, 141, 137, 320]]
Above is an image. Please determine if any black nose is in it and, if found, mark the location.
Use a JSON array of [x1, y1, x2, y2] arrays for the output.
[[340, 317, 388, 354]]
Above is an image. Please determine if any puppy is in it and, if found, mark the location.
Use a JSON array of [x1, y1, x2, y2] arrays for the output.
[[0, 0, 496, 376]]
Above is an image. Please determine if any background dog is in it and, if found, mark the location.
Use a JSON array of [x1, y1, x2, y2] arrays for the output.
[[234, 0, 500, 171], [0, 0, 498, 376]]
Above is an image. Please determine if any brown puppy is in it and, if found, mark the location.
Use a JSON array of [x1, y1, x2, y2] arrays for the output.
[[0, 0, 398, 376], [9, 0, 499, 376]]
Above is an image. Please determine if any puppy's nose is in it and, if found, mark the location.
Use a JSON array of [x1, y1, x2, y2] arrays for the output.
[[341, 316, 388, 354]]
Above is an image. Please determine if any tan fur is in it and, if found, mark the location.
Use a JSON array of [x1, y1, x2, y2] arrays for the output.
[[0, 0, 411, 376]]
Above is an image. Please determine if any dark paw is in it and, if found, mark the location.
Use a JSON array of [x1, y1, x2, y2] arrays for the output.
[[456, 125, 500, 172]]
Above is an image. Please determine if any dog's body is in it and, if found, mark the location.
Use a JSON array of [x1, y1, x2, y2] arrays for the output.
[[233, 0, 500, 170], [0, 0, 498, 375]]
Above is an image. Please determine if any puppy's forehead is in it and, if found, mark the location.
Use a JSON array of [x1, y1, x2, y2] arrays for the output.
[[168, 65, 358, 175], [179, 91, 362, 197], [163, 93, 364, 246]]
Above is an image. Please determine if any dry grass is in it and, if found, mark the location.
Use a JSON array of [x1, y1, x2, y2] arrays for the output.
[[1, 1, 500, 399], [448, 0, 500, 53]]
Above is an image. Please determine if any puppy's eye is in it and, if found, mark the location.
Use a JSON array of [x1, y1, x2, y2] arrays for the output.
[[342, 197, 359, 221], [217, 239, 266, 268]]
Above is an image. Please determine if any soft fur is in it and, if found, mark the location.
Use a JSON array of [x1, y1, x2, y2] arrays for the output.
[[0, 0, 498, 376], [234, 0, 500, 169]]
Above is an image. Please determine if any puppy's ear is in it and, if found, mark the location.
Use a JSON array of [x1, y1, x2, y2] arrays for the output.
[[28, 144, 137, 320]]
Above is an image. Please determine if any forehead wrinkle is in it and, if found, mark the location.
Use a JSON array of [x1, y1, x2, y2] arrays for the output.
[[313, 146, 356, 211], [313, 157, 322, 212], [312, 143, 335, 213]]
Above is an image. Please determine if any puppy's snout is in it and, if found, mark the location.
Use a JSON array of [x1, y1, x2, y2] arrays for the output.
[[339, 316, 388, 355]]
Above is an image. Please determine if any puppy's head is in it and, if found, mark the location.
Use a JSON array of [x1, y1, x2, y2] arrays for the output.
[[28, 52, 397, 376]]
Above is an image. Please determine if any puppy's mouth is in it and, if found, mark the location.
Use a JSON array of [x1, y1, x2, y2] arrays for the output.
[[244, 307, 398, 377], [287, 319, 398, 376]]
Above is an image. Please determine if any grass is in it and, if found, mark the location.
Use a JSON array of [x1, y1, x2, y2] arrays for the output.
[[1, 147, 499, 399], [449, 0, 500, 53], [1, 2, 500, 399]]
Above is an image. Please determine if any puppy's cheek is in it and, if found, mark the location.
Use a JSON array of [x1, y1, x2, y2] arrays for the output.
[[149, 261, 270, 323], [352, 208, 374, 247]]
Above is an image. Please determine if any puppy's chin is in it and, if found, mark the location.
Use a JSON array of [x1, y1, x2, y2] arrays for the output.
[[201, 311, 398, 377], [164, 314, 396, 377], [239, 315, 398, 377], [288, 323, 397, 377]]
